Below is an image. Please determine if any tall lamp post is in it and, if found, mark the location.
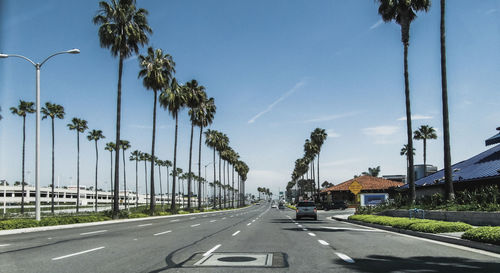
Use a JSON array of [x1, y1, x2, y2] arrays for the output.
[[0, 49, 80, 221]]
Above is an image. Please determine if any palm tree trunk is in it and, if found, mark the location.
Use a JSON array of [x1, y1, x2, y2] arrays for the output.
[[51, 117, 55, 214], [77, 131, 80, 213], [21, 116, 26, 214], [223, 160, 226, 208], [423, 138, 427, 170], [135, 159, 138, 208], [403, 30, 416, 203], [218, 153, 222, 209], [213, 148, 216, 209], [171, 114, 179, 211], [187, 123, 194, 209], [166, 166, 169, 206], [232, 165, 235, 208], [95, 140, 99, 213], [197, 126, 203, 210], [150, 90, 157, 214], [113, 56, 124, 218], [441, 0, 454, 201], [122, 150, 127, 209], [317, 152, 320, 196], [144, 160, 148, 208], [110, 151, 113, 207], [159, 164, 163, 208]]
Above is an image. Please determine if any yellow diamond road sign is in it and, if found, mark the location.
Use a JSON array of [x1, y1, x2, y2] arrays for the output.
[[349, 181, 362, 195]]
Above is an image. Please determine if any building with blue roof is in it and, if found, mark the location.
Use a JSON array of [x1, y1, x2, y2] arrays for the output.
[[409, 128, 500, 198]]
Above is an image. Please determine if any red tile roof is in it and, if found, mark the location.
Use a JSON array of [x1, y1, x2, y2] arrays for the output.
[[321, 175, 404, 193]]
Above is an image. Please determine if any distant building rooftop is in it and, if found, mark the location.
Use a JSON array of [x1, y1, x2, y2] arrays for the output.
[[321, 175, 404, 193]]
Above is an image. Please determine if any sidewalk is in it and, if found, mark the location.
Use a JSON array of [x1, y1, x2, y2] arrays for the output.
[[331, 215, 500, 255]]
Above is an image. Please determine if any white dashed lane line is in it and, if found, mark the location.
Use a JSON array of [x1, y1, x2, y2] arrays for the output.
[[203, 244, 221, 257], [138, 223, 152, 227], [247, 223, 252, 226], [336, 252, 355, 263], [210, 220, 216, 223], [154, 230, 172, 236], [79, 230, 107, 236], [52, 246, 105, 261], [191, 224, 201, 227], [232, 230, 240, 236], [0, 244, 11, 247], [318, 240, 329, 246], [308, 233, 316, 237]]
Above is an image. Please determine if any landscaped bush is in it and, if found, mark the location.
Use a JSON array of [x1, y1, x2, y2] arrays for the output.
[[286, 204, 297, 210], [462, 226, 500, 245], [0, 215, 112, 230], [349, 214, 473, 233]]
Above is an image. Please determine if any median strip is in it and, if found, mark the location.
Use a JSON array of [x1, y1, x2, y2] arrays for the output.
[[52, 246, 105, 261]]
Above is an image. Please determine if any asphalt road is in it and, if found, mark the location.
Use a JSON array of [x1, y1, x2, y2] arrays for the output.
[[1, 203, 500, 272]]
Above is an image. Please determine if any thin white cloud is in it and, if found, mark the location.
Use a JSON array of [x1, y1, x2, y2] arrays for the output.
[[248, 80, 306, 124], [397, 115, 433, 121], [304, 111, 358, 123], [326, 129, 341, 138], [362, 126, 399, 136], [369, 20, 383, 30]]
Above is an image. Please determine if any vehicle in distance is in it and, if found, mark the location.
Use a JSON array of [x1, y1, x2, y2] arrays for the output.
[[271, 204, 277, 208], [278, 203, 285, 209], [332, 200, 348, 210], [296, 201, 317, 220]]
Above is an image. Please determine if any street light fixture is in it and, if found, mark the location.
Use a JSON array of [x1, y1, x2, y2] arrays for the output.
[[0, 49, 80, 221]]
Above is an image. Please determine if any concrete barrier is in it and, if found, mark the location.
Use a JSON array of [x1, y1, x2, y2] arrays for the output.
[[378, 210, 500, 226]]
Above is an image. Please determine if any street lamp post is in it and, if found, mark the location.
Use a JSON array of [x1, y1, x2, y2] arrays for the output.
[[0, 49, 80, 221]]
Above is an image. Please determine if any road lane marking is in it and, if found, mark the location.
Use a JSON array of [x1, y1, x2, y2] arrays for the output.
[[318, 240, 329, 246], [203, 244, 221, 257], [321, 226, 379, 232], [52, 246, 105, 261], [247, 223, 252, 226], [252, 220, 255, 222], [302, 228, 307, 231], [154, 230, 172, 236], [298, 225, 303, 228], [138, 223, 152, 227], [190, 217, 196, 219], [191, 224, 201, 227], [0, 244, 11, 247], [308, 233, 316, 237], [336, 252, 355, 263], [232, 231, 241, 236], [170, 219, 180, 222], [80, 230, 107, 236], [210, 220, 216, 223], [222, 217, 226, 220]]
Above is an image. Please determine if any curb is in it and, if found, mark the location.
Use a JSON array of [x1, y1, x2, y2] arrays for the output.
[[0, 205, 251, 236], [332, 216, 500, 255]]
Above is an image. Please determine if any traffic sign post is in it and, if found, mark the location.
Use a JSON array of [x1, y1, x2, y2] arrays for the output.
[[349, 181, 363, 213]]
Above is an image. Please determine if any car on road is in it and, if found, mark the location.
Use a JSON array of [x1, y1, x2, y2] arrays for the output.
[[296, 201, 317, 220], [278, 203, 285, 209], [271, 204, 277, 208], [331, 200, 348, 210]]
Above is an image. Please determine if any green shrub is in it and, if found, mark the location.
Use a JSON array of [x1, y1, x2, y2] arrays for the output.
[[0, 215, 112, 230], [0, 219, 38, 230], [349, 214, 473, 233], [462, 226, 500, 245], [129, 213, 149, 218]]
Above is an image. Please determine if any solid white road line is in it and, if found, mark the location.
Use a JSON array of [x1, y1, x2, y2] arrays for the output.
[[318, 240, 329, 246], [247, 223, 252, 226], [52, 246, 105, 261], [232, 231, 241, 236], [0, 244, 11, 247], [308, 233, 316, 237], [79, 230, 107, 236], [138, 223, 152, 227], [191, 224, 201, 227], [336, 252, 355, 263], [203, 244, 221, 257], [154, 230, 172, 236], [210, 220, 216, 223], [321, 226, 378, 232]]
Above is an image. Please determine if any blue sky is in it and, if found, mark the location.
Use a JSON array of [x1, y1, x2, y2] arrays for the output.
[[1, 0, 500, 196]]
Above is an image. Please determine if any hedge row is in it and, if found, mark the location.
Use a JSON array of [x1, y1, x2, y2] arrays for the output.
[[462, 226, 500, 245], [0, 215, 111, 230], [349, 214, 473, 233]]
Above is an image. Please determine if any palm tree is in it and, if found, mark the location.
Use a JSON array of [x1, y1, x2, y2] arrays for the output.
[[413, 125, 437, 170], [155, 159, 164, 207], [185, 79, 206, 209], [93, 0, 152, 218], [377, 0, 430, 203], [119, 140, 131, 208], [105, 142, 116, 195], [129, 150, 141, 207], [165, 160, 172, 205], [401, 144, 416, 184], [216, 132, 229, 208], [191, 96, 216, 210], [159, 78, 187, 211], [67, 117, 88, 213], [87, 129, 105, 212], [311, 128, 327, 194], [10, 100, 35, 214], [440, 0, 454, 200], [141, 152, 151, 207], [138, 46, 175, 214], [205, 129, 219, 209], [362, 166, 381, 177], [41, 102, 65, 213]]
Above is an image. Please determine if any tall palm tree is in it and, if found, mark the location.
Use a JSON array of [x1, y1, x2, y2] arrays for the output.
[[119, 140, 131, 208], [67, 117, 88, 213], [440, 0, 454, 200], [401, 144, 416, 184], [105, 142, 116, 195], [129, 150, 141, 207], [141, 152, 151, 207], [41, 102, 65, 213], [216, 132, 229, 208], [191, 96, 216, 210], [205, 129, 219, 209], [165, 160, 172, 205], [10, 100, 35, 214], [155, 159, 164, 207], [87, 129, 105, 212], [185, 79, 206, 209], [93, 0, 152, 218], [413, 125, 437, 170], [159, 78, 187, 211], [138, 46, 175, 214], [377, 0, 430, 203], [311, 128, 327, 193]]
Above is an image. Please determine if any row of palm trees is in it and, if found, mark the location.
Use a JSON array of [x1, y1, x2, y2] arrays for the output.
[[376, 0, 454, 202], [257, 187, 271, 200]]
